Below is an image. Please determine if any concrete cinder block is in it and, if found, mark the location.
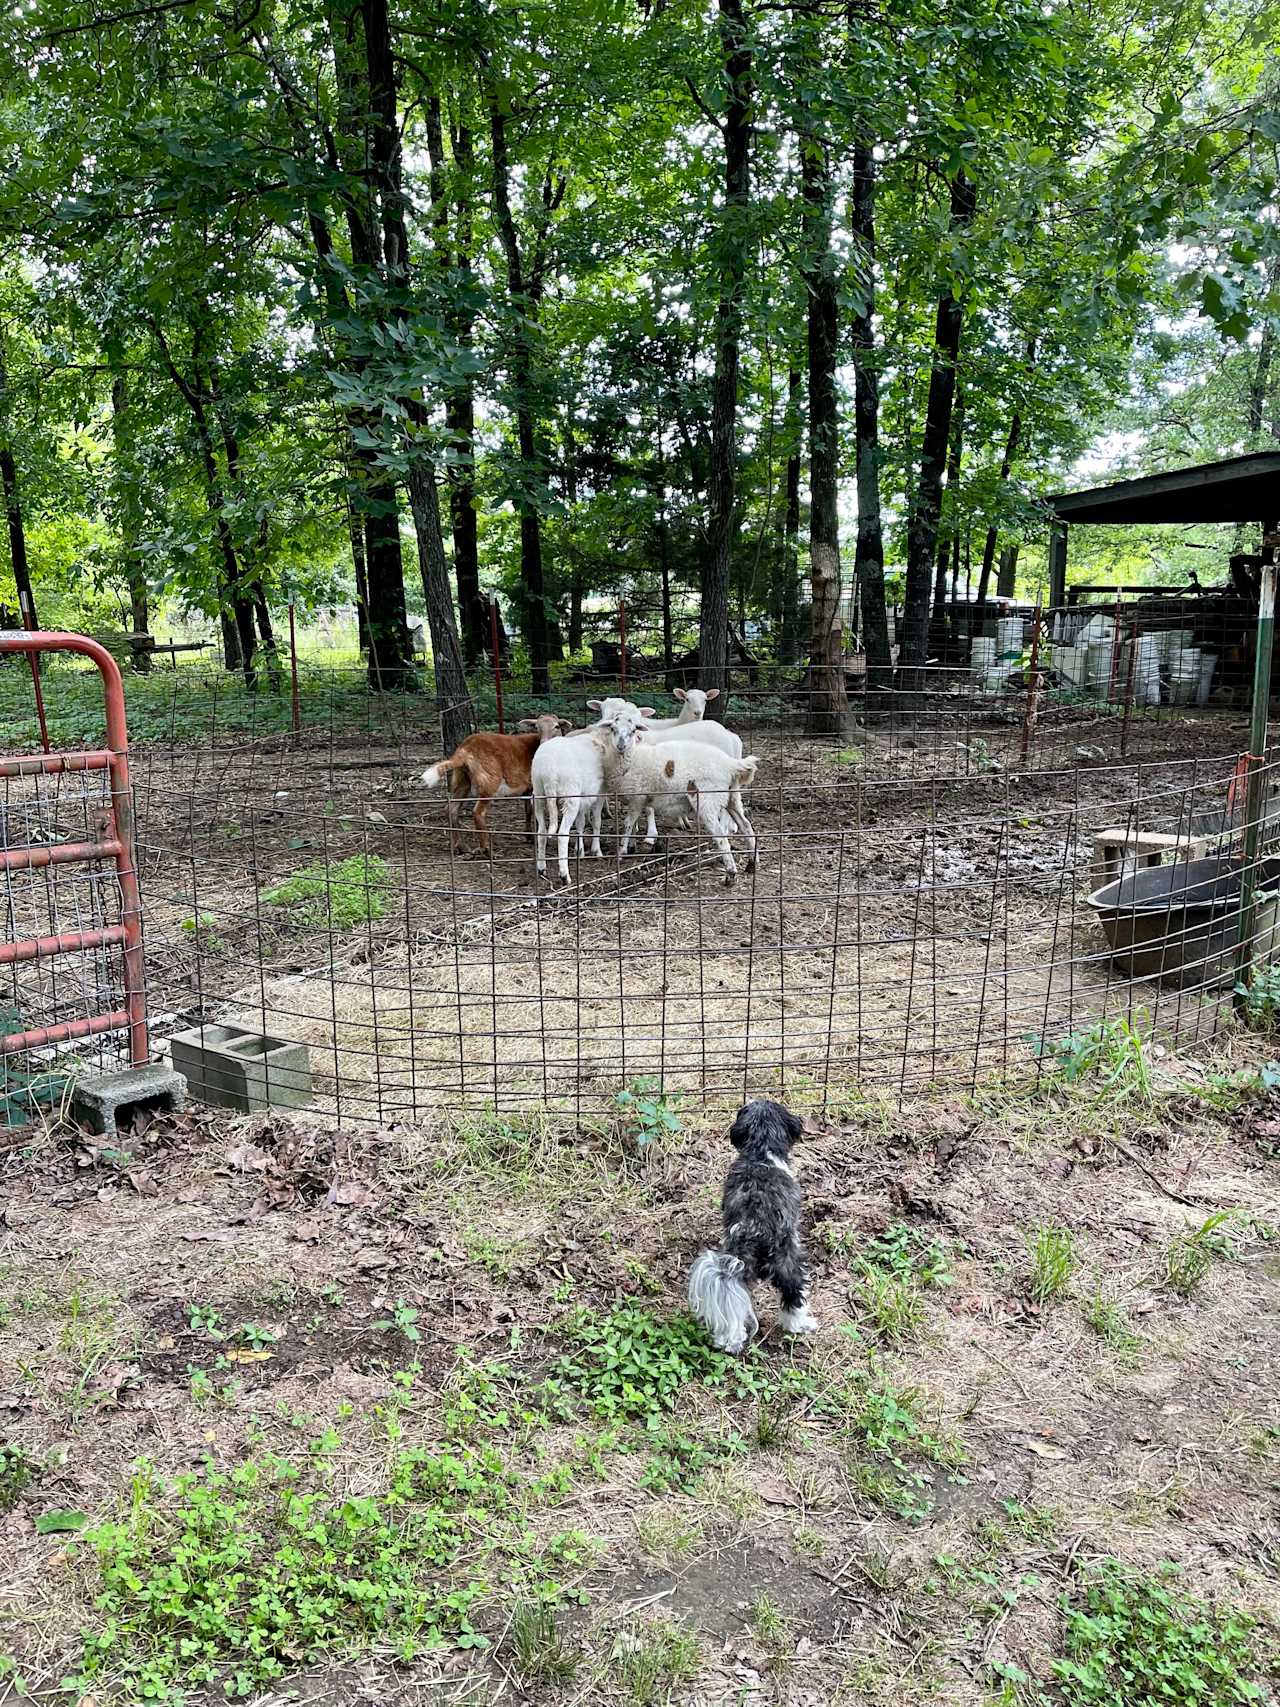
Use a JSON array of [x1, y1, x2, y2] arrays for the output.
[[169, 1022, 312, 1113], [72, 1062, 187, 1139]]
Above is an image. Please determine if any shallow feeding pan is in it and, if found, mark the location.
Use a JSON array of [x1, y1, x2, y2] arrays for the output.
[[1087, 855, 1280, 989]]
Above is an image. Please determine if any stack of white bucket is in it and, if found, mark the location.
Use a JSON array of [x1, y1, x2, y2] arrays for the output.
[[1049, 610, 1089, 689], [971, 616, 1026, 691], [1163, 629, 1215, 706], [1123, 631, 1162, 705]]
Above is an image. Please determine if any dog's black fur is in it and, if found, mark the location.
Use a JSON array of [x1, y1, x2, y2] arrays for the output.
[[688, 1098, 815, 1352], [721, 1099, 808, 1308]]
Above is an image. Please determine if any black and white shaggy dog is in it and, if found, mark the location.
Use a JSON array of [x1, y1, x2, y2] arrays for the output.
[[688, 1099, 817, 1353]]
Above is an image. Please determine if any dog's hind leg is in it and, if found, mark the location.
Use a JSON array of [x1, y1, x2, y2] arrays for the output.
[[771, 1241, 818, 1335]]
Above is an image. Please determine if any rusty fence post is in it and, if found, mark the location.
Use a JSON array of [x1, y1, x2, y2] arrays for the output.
[[1020, 604, 1043, 762]]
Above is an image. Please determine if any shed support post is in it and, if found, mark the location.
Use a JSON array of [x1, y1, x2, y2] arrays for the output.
[[1047, 520, 1068, 610], [1235, 554, 1276, 1011]]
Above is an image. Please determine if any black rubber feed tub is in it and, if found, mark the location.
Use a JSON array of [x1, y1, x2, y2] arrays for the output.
[[1087, 855, 1280, 988]]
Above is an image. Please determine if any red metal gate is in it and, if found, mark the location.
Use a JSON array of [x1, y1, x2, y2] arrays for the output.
[[0, 632, 149, 1066]]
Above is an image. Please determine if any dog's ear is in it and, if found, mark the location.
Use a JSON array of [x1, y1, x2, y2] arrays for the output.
[[728, 1105, 753, 1149], [782, 1105, 805, 1143]]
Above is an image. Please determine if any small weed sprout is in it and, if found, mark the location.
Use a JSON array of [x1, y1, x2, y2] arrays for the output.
[[1027, 1017, 1153, 1100], [613, 1078, 682, 1150], [1234, 962, 1280, 1032], [1027, 1225, 1079, 1305], [179, 911, 223, 954], [374, 1300, 423, 1342], [1082, 1288, 1141, 1357], [0, 1443, 38, 1512], [1163, 1211, 1237, 1297]]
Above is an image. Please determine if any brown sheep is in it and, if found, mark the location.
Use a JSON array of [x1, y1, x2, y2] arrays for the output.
[[421, 713, 572, 856]]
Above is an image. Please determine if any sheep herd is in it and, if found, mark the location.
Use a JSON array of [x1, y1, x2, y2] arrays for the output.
[[422, 687, 759, 886]]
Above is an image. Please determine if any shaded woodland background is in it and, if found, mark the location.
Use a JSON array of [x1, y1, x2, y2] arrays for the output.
[[0, 0, 1277, 742]]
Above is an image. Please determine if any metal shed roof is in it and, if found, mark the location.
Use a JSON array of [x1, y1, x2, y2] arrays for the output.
[[1048, 451, 1280, 526]]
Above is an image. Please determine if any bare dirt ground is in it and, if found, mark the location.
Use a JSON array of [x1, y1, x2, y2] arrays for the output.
[[2, 1040, 1278, 1705]]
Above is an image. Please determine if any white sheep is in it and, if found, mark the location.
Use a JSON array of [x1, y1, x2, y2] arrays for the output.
[[585, 690, 744, 845], [531, 729, 609, 885], [596, 705, 758, 884]]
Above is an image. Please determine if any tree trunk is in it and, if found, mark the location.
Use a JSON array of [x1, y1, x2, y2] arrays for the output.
[[147, 317, 257, 683], [345, 493, 370, 652], [770, 368, 802, 662], [802, 135, 846, 733], [254, 592, 284, 692], [107, 356, 150, 670], [656, 431, 675, 674], [0, 343, 37, 630], [699, 0, 752, 717], [221, 610, 242, 672], [997, 542, 1020, 599], [405, 423, 474, 751], [487, 98, 552, 695], [901, 170, 976, 688], [359, 460, 411, 689], [975, 341, 1033, 604], [425, 97, 485, 668], [931, 390, 964, 648], [975, 406, 1023, 603], [849, 140, 890, 700]]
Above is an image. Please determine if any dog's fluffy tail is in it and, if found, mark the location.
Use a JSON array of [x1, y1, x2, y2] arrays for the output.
[[688, 1250, 757, 1353], [422, 757, 460, 789]]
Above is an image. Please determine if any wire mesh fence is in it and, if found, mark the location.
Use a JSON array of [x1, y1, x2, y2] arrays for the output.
[[3, 615, 1278, 1127]]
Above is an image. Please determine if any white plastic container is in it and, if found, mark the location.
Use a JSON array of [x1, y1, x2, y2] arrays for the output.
[[1087, 640, 1115, 695], [1197, 652, 1217, 707], [1169, 647, 1201, 706], [997, 616, 1024, 661]]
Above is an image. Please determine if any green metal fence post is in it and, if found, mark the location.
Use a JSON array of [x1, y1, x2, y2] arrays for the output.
[[1234, 560, 1276, 1010]]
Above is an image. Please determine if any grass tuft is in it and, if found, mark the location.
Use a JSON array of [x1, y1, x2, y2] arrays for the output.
[[1163, 1211, 1237, 1297], [1027, 1225, 1079, 1305], [605, 1615, 703, 1705]]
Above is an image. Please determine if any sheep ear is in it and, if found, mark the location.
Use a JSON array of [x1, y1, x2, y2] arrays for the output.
[[557, 718, 574, 735], [515, 718, 537, 731], [638, 707, 656, 718], [705, 687, 720, 701], [673, 688, 687, 701], [586, 698, 602, 711]]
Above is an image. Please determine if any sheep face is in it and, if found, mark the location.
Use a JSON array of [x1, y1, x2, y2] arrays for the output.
[[517, 713, 574, 742], [601, 705, 653, 759], [675, 682, 716, 716]]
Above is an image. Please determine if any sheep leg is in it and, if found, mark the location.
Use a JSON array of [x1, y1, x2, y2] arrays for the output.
[[619, 799, 644, 858], [697, 797, 737, 883], [588, 795, 604, 857], [554, 799, 575, 885], [472, 796, 492, 859], [534, 796, 549, 881], [573, 798, 586, 860], [727, 789, 756, 871], [643, 805, 658, 850], [446, 785, 466, 855]]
